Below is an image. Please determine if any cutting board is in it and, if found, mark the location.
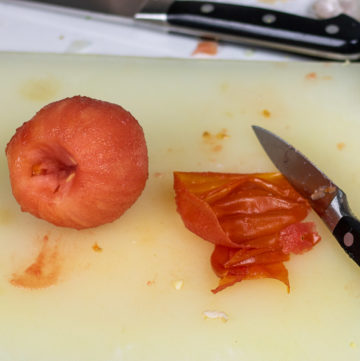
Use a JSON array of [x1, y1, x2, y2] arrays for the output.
[[1, 53, 360, 361]]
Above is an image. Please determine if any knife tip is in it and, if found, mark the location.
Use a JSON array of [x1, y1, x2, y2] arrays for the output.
[[251, 125, 265, 137]]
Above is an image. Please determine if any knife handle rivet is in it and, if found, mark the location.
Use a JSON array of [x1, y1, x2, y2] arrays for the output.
[[325, 24, 340, 35], [262, 14, 276, 24], [344, 232, 354, 247], [200, 4, 215, 14]]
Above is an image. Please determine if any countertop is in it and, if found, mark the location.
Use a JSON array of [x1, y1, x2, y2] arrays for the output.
[[0, 0, 339, 61]]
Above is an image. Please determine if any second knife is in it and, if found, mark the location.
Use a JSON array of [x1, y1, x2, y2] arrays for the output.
[[17, 0, 360, 60]]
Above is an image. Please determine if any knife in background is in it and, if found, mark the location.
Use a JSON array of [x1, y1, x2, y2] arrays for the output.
[[252, 125, 360, 267], [17, 0, 360, 60]]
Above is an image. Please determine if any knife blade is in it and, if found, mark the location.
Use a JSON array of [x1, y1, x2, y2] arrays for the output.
[[252, 125, 360, 267], [16, 0, 360, 60]]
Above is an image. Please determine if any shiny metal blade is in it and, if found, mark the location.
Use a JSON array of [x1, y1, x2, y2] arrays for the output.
[[20, 0, 147, 17], [252, 125, 339, 216]]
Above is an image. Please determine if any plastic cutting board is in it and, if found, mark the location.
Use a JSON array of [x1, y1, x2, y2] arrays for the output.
[[0, 54, 360, 361]]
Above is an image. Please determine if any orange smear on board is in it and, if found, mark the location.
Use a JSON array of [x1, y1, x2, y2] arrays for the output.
[[337, 142, 345, 150], [305, 72, 317, 80], [153, 172, 164, 178], [212, 145, 223, 152], [92, 242, 103, 252], [262, 109, 271, 118], [192, 41, 218, 56], [10, 235, 60, 289]]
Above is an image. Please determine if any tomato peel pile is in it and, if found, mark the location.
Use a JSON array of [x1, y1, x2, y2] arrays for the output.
[[174, 171, 321, 293]]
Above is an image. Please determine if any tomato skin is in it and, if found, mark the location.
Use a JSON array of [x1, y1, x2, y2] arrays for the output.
[[174, 172, 311, 247], [210, 245, 290, 294], [174, 172, 239, 247], [212, 191, 305, 217], [220, 205, 309, 242], [224, 248, 290, 268], [174, 171, 321, 293], [280, 222, 321, 254]]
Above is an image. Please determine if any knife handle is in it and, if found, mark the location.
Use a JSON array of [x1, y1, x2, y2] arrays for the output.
[[166, 1, 360, 60], [333, 214, 360, 267]]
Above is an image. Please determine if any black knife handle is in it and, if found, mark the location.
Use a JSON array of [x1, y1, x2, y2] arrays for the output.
[[167, 1, 360, 60], [333, 215, 360, 267]]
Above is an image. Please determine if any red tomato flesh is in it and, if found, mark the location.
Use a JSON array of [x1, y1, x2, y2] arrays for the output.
[[174, 171, 321, 293]]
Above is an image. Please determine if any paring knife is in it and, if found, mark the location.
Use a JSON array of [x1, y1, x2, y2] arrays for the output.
[[252, 125, 360, 267], [18, 0, 360, 60]]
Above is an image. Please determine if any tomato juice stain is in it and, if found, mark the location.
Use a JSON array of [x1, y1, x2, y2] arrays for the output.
[[10, 235, 60, 289], [305, 72, 317, 80], [337, 142, 345, 150], [19, 77, 60, 102]]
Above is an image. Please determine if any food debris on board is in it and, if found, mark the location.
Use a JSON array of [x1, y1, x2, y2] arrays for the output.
[[92, 242, 103, 253], [174, 171, 321, 293], [202, 129, 230, 141], [146, 274, 157, 287], [153, 172, 165, 178], [305, 72, 317, 80], [305, 72, 332, 81], [192, 40, 218, 56], [172, 279, 184, 290], [202, 129, 230, 154], [262, 109, 271, 118], [203, 310, 229, 323]]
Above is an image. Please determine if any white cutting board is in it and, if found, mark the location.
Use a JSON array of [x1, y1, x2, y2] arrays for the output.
[[0, 54, 360, 361]]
